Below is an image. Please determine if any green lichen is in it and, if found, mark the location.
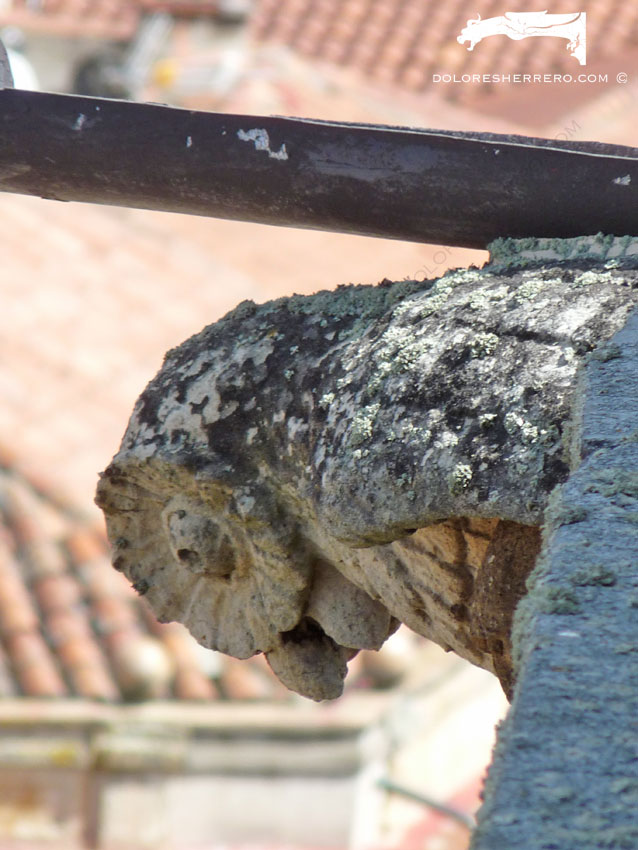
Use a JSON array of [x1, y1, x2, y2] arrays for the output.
[[488, 233, 638, 269], [415, 278, 455, 317], [514, 278, 547, 301], [440, 267, 484, 285], [470, 331, 499, 358], [348, 403, 380, 447], [572, 270, 617, 287], [449, 462, 473, 494], [468, 283, 508, 311], [388, 422, 432, 445], [504, 412, 540, 445]]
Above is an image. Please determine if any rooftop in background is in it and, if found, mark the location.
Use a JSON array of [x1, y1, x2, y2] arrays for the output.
[[251, 0, 638, 124], [0, 0, 252, 39], [0, 0, 140, 40]]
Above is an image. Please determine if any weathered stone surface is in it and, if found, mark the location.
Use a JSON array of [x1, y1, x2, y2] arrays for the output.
[[471, 308, 638, 850], [96, 236, 638, 700]]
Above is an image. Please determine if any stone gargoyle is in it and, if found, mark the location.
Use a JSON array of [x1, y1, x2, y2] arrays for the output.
[[96, 235, 638, 701]]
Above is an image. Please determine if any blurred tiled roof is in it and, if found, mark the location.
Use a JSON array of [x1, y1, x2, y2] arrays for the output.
[[251, 0, 638, 104], [0, 0, 141, 39], [0, 0, 226, 39]]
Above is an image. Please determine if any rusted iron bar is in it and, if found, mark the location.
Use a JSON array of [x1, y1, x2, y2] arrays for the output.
[[0, 88, 637, 248]]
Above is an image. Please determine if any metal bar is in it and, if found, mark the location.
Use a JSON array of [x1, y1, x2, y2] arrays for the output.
[[0, 89, 637, 248]]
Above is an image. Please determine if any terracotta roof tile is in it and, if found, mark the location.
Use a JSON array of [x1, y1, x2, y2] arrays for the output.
[[91, 595, 139, 634], [1, 0, 140, 40], [0, 643, 18, 697], [5, 631, 67, 697], [66, 528, 106, 565], [45, 609, 94, 648], [23, 539, 69, 580], [0, 545, 40, 635], [32, 573, 81, 612], [174, 667, 220, 700], [68, 663, 120, 701]]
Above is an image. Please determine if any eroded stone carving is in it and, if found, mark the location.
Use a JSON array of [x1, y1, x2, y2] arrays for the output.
[[96, 237, 638, 700]]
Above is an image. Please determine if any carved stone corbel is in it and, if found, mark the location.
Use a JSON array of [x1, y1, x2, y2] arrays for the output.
[[96, 235, 638, 701]]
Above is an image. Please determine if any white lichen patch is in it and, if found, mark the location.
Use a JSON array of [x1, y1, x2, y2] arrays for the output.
[[219, 401, 239, 419], [435, 430, 460, 449], [442, 268, 484, 285], [319, 391, 335, 409], [403, 421, 432, 442], [387, 421, 432, 445], [471, 332, 499, 358], [504, 412, 539, 445], [348, 403, 381, 447], [420, 279, 455, 316], [479, 413, 497, 429], [556, 303, 601, 335], [514, 277, 547, 301], [572, 270, 617, 288], [450, 462, 473, 494], [468, 284, 509, 311]]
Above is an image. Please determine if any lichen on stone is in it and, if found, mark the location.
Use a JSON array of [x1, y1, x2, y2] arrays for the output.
[[96, 237, 638, 701]]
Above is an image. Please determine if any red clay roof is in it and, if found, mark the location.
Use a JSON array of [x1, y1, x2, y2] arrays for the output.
[[0, 0, 226, 39], [2, 0, 141, 39], [250, 0, 638, 105]]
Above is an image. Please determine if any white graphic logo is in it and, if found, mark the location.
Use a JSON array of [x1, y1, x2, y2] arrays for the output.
[[457, 11, 587, 65]]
